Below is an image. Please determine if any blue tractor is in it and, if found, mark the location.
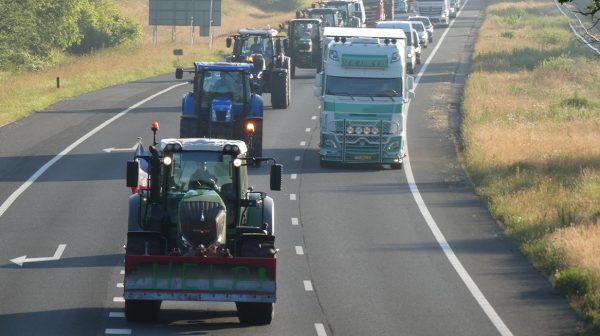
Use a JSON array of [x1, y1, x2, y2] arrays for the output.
[[175, 62, 264, 160]]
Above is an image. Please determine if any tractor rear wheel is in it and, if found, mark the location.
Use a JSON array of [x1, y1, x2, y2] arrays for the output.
[[236, 302, 274, 325], [270, 72, 289, 109], [125, 300, 161, 322]]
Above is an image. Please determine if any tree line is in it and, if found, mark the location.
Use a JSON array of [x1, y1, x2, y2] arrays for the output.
[[0, 0, 142, 71]]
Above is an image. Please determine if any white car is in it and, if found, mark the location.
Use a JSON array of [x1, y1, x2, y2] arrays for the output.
[[410, 21, 429, 48], [408, 16, 434, 43]]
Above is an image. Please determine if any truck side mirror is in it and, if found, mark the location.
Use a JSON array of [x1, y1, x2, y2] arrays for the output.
[[175, 68, 183, 79], [126, 160, 139, 188], [226, 37, 232, 48], [270, 164, 283, 191], [283, 39, 289, 51]]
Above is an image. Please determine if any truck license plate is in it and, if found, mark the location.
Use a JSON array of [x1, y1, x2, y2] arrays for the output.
[[355, 155, 372, 160]]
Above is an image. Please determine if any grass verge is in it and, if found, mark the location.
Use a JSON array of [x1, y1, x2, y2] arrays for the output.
[[462, 0, 600, 333]]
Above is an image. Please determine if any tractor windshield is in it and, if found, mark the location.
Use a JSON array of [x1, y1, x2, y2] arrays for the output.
[[241, 35, 273, 59], [293, 22, 318, 39], [168, 151, 235, 194], [200, 70, 245, 106]]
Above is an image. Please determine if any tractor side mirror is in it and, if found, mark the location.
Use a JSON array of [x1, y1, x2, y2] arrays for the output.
[[226, 37, 232, 48], [175, 68, 183, 79], [126, 160, 139, 188], [269, 164, 283, 191]]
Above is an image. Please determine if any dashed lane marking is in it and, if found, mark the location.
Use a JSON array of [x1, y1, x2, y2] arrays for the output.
[[295, 246, 304, 255], [109, 312, 125, 318], [290, 194, 297, 200], [291, 218, 299, 225], [303, 280, 313, 291], [291, 174, 298, 180], [105, 329, 131, 335]]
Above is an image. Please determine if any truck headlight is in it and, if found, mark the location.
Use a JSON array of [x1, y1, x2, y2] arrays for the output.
[[371, 126, 380, 135], [324, 139, 338, 149], [354, 127, 363, 134], [386, 140, 401, 151], [363, 127, 371, 135], [346, 126, 354, 134]]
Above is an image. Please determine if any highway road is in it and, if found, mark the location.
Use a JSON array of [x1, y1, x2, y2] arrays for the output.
[[0, 0, 584, 334]]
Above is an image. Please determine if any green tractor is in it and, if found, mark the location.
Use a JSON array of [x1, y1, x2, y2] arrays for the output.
[[287, 18, 324, 78]]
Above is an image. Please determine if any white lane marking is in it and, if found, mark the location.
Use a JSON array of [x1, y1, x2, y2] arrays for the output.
[[10, 244, 67, 266], [102, 142, 138, 153], [303, 280, 313, 291], [109, 312, 125, 318], [315, 323, 328, 336], [295, 246, 304, 255], [291, 217, 299, 225], [290, 194, 297, 200], [305, 128, 311, 132], [120, 270, 125, 275], [105, 329, 131, 335], [291, 173, 298, 180], [300, 141, 306, 146], [405, 1, 514, 335], [312, 116, 317, 120], [113, 297, 125, 303], [295, 156, 301, 161], [0, 83, 187, 219], [116, 283, 124, 288]]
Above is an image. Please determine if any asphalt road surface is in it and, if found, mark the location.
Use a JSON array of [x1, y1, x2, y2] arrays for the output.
[[0, 0, 584, 334]]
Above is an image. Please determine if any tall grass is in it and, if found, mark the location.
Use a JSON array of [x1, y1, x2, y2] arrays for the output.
[[462, 0, 600, 332], [0, 0, 307, 126]]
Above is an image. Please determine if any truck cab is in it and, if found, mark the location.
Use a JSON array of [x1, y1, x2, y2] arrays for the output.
[[314, 27, 415, 168]]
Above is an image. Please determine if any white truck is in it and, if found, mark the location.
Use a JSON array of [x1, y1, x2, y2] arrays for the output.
[[315, 27, 415, 168], [413, 0, 450, 27]]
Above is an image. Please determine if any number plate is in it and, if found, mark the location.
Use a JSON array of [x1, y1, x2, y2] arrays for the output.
[[355, 155, 372, 160]]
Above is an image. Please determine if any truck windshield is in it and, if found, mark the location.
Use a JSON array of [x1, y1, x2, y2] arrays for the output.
[[168, 151, 234, 193], [326, 76, 402, 97]]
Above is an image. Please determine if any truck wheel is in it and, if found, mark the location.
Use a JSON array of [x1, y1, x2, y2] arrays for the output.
[[391, 162, 403, 170], [270, 72, 288, 109], [125, 300, 161, 322], [236, 302, 274, 325]]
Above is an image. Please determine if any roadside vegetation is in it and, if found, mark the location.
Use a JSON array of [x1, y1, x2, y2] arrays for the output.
[[462, 0, 600, 332], [0, 0, 309, 126]]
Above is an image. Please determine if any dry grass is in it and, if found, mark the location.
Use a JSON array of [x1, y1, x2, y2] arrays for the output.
[[462, 0, 600, 331], [0, 0, 308, 126]]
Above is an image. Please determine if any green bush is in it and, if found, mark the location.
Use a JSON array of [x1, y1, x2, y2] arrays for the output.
[[554, 267, 595, 298]]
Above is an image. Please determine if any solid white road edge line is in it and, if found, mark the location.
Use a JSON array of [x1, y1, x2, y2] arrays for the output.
[[0, 83, 187, 219], [404, 2, 514, 336]]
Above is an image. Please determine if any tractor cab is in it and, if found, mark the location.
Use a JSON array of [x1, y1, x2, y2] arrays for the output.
[[288, 18, 324, 77]]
